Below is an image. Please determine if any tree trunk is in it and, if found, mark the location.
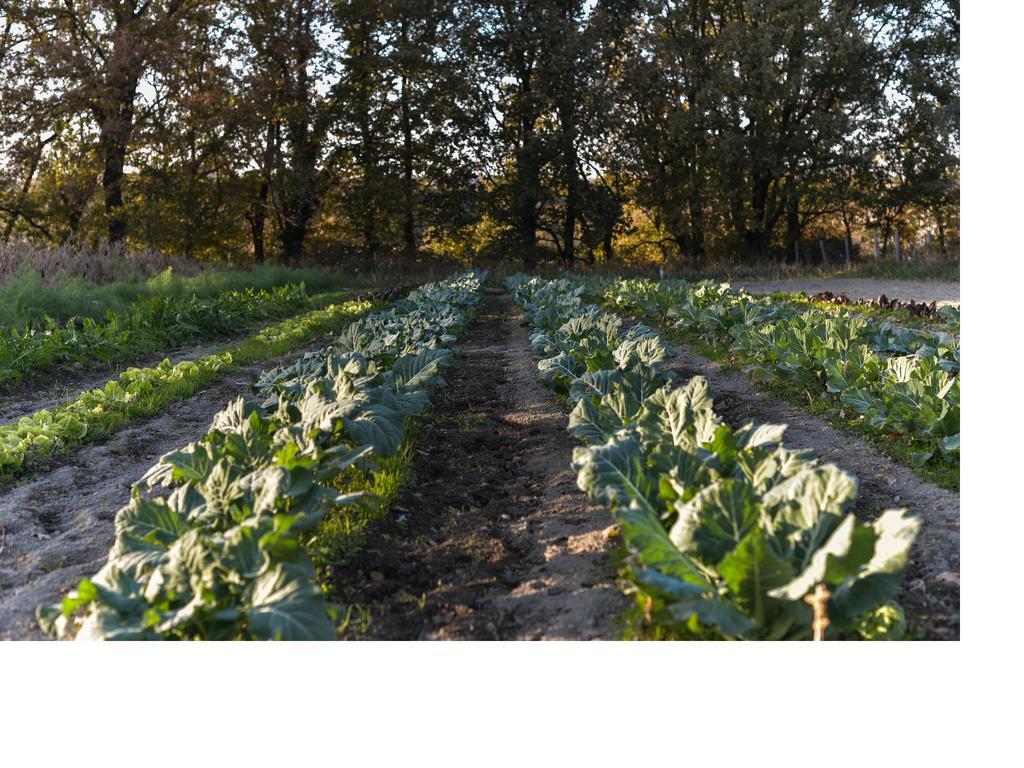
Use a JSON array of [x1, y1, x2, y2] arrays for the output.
[[281, 218, 308, 264], [894, 228, 901, 261], [99, 119, 132, 244], [873, 227, 879, 260], [399, 18, 416, 262], [249, 120, 278, 265], [746, 175, 773, 260], [558, 91, 578, 267], [689, 197, 705, 262], [842, 212, 852, 268], [819, 239, 827, 266], [561, 150, 577, 266], [248, 180, 269, 264], [515, 145, 541, 266], [400, 71, 416, 261], [96, 64, 142, 245], [786, 190, 800, 266]]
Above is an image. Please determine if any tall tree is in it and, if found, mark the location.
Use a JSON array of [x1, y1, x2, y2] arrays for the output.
[[19, 1, 207, 244], [233, 0, 337, 263]]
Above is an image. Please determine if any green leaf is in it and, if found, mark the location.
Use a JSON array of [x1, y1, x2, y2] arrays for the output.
[[668, 598, 756, 639], [617, 503, 712, 589], [674, 479, 761, 565], [632, 568, 711, 602], [573, 435, 656, 514], [246, 566, 336, 641], [717, 528, 795, 626], [568, 369, 621, 404], [343, 404, 406, 457], [734, 422, 787, 449], [840, 388, 875, 415], [828, 509, 920, 628], [637, 376, 717, 449], [386, 348, 453, 393], [568, 397, 625, 445]]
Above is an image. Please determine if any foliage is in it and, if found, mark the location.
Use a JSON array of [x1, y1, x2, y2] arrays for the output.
[[0, 2, 958, 267], [38, 270, 485, 640], [592, 276, 959, 469], [0, 251, 361, 329], [0, 283, 310, 387], [0, 298, 375, 481], [508, 273, 919, 640]]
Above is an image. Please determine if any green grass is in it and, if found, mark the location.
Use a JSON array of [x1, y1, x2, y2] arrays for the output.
[[670, 329, 959, 492], [309, 421, 421, 602], [0, 263, 373, 329], [0, 298, 375, 484]]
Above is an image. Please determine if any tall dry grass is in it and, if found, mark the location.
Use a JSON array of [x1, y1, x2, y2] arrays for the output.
[[0, 240, 201, 285]]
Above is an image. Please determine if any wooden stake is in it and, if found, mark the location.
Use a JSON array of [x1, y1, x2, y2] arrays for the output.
[[804, 584, 831, 641]]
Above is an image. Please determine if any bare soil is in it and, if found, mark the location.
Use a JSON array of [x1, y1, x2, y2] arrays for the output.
[[736, 278, 960, 306], [661, 341, 960, 640], [0, 336, 344, 640], [329, 290, 628, 640]]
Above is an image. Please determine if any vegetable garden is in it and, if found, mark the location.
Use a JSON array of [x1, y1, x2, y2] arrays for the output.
[[0, 270, 958, 641]]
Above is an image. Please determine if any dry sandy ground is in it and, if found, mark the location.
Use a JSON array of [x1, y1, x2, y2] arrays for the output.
[[736, 278, 960, 306], [331, 290, 628, 640], [0, 337, 343, 640]]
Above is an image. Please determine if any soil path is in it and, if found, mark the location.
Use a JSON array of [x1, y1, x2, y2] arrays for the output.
[[0, 335, 343, 640], [661, 340, 960, 639], [330, 290, 627, 640], [736, 278, 960, 306]]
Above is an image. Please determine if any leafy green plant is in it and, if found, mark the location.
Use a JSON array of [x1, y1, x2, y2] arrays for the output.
[[39, 271, 486, 640], [507, 274, 920, 641], [587, 275, 959, 470], [0, 283, 310, 387], [0, 299, 374, 481]]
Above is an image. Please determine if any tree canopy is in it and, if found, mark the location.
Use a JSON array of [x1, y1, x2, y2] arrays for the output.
[[0, 0, 960, 267]]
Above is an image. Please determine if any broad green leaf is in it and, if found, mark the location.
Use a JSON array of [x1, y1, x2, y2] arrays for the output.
[[246, 565, 336, 641], [673, 479, 761, 565], [343, 404, 406, 456], [668, 598, 756, 639], [828, 509, 920, 628], [717, 528, 795, 626], [573, 435, 657, 514], [734, 422, 787, 449], [616, 503, 711, 589]]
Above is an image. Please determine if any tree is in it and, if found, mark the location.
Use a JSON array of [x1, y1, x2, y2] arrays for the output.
[[18, 1, 209, 244]]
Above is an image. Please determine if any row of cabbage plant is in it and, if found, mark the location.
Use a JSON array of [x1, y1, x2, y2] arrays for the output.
[[587, 276, 959, 468], [507, 274, 919, 640], [39, 271, 486, 640]]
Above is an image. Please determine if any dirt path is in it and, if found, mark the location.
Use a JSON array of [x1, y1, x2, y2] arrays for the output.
[[736, 278, 960, 306], [0, 336, 239, 425], [0, 336, 342, 640], [330, 290, 628, 640], [661, 341, 959, 639]]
